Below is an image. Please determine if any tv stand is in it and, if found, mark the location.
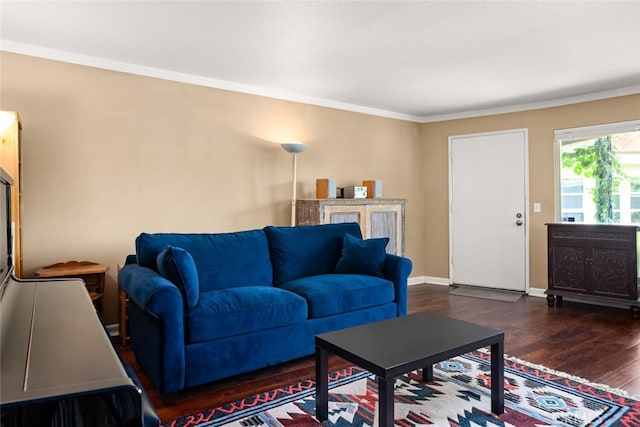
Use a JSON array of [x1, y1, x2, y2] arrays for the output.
[[1, 276, 159, 426]]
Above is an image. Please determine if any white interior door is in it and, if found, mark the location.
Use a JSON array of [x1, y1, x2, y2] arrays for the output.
[[449, 129, 528, 292]]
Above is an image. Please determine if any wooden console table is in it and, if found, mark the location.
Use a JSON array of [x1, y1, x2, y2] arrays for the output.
[[296, 199, 406, 256], [35, 261, 108, 316]]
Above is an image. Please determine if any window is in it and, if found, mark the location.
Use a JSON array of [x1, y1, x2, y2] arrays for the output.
[[556, 120, 640, 224], [560, 178, 583, 222]]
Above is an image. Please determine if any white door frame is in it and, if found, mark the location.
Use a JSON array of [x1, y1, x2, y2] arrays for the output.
[[448, 128, 530, 292]]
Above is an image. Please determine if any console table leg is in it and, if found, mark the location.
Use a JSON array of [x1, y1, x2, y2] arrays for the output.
[[490, 340, 504, 415], [378, 376, 394, 427], [546, 295, 555, 307], [422, 365, 433, 382], [315, 346, 329, 422]]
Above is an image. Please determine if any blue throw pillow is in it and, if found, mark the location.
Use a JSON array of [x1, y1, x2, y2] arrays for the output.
[[156, 245, 199, 308], [335, 234, 389, 277]]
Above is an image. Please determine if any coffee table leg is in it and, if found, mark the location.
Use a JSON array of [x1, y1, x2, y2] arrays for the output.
[[422, 365, 433, 382], [490, 339, 504, 415], [316, 346, 329, 421], [378, 376, 394, 427]]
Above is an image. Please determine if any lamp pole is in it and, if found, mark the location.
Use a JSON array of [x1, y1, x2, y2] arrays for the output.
[[281, 142, 308, 226]]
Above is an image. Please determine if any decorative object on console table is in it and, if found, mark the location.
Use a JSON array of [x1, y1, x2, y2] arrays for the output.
[[363, 179, 382, 198], [546, 223, 640, 318], [343, 185, 367, 199], [316, 178, 336, 199], [296, 198, 405, 256], [35, 260, 109, 316]]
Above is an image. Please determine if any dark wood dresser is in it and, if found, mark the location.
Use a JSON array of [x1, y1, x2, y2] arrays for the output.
[[546, 223, 640, 317]]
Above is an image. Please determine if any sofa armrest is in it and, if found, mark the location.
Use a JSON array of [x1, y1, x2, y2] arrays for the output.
[[383, 254, 413, 316], [118, 263, 186, 394], [119, 263, 184, 316]]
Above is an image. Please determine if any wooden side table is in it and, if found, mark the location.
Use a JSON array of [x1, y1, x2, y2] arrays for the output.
[[35, 261, 109, 316], [117, 264, 130, 346]]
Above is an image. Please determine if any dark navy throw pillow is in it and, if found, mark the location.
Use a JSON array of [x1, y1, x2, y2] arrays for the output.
[[156, 245, 199, 308], [335, 233, 389, 277]]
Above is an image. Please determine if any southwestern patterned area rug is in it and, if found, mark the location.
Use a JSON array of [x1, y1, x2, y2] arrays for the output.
[[163, 350, 639, 427]]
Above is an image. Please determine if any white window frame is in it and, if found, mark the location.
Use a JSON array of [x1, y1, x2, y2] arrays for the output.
[[554, 119, 640, 222]]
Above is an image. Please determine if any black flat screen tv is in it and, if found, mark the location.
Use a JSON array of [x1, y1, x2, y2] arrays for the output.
[[0, 167, 14, 295]]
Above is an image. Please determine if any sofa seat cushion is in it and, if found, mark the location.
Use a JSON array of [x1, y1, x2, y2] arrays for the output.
[[186, 286, 308, 343], [278, 274, 395, 318]]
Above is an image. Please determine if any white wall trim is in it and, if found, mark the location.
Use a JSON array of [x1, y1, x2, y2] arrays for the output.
[[554, 119, 640, 140], [2, 41, 638, 125], [420, 86, 640, 123], [527, 287, 547, 298], [0, 41, 422, 123], [410, 279, 549, 299], [409, 276, 450, 286]]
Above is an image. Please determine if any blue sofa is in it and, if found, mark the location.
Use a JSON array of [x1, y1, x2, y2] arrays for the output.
[[118, 222, 412, 395]]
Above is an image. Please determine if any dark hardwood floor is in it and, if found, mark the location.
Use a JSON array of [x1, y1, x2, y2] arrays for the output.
[[118, 284, 640, 422]]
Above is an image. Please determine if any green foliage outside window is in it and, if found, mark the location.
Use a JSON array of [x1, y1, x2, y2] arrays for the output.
[[562, 136, 624, 223]]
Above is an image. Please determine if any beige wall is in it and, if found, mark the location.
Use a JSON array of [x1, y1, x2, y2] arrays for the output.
[[421, 94, 640, 289], [0, 52, 424, 323], [2, 51, 638, 324]]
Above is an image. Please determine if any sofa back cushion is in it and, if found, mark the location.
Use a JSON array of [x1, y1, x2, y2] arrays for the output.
[[136, 230, 273, 292], [264, 222, 362, 285]]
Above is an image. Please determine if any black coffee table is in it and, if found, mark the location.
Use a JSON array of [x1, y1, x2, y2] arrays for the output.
[[315, 311, 504, 427]]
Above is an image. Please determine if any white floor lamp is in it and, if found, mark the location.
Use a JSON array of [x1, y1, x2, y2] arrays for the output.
[[281, 141, 308, 226]]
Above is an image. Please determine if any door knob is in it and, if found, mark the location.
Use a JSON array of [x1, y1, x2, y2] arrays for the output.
[[516, 220, 523, 226]]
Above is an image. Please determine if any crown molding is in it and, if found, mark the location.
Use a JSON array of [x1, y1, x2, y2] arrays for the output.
[[2, 40, 638, 125], [419, 86, 640, 123], [0, 41, 423, 123]]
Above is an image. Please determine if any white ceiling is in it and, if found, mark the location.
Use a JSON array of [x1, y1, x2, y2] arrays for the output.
[[1, 1, 639, 122]]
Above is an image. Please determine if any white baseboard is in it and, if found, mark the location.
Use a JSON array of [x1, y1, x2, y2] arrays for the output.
[[527, 287, 547, 298], [409, 277, 549, 300], [408, 276, 450, 286]]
